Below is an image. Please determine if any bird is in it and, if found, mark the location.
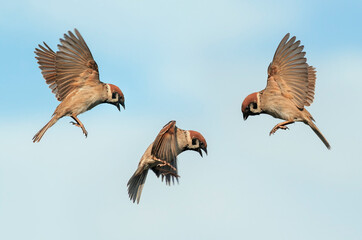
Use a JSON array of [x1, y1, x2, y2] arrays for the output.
[[32, 29, 125, 142], [127, 120, 207, 204], [241, 33, 331, 149]]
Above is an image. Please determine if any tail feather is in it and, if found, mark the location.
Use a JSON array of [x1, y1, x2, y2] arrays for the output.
[[32, 116, 58, 143], [127, 169, 149, 204], [308, 121, 331, 150]]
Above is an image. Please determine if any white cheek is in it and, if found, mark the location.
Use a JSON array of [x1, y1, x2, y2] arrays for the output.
[[250, 97, 261, 113], [186, 131, 192, 144], [106, 85, 113, 99]]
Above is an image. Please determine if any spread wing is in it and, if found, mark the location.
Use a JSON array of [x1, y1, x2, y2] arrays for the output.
[[265, 33, 316, 109], [305, 66, 316, 106], [35, 29, 101, 101], [151, 120, 179, 185], [34, 43, 58, 96]]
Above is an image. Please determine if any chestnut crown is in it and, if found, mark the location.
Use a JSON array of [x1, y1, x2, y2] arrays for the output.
[[241, 92, 259, 120], [107, 84, 125, 111], [189, 130, 208, 157]]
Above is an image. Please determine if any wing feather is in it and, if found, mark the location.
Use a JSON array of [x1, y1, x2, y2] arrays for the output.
[[266, 33, 316, 109], [304, 66, 316, 106], [34, 42, 58, 96], [34, 29, 101, 101], [151, 121, 179, 185]]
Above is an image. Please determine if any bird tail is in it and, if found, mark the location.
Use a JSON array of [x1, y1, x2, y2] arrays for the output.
[[127, 168, 149, 204], [307, 120, 331, 150], [32, 115, 58, 143]]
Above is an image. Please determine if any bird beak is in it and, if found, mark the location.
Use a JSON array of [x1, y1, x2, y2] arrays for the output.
[[115, 102, 121, 111], [202, 147, 208, 156], [243, 112, 249, 120], [114, 100, 125, 112], [197, 147, 208, 157], [197, 148, 203, 157]]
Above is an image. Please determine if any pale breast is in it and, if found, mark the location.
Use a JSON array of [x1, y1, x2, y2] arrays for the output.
[[261, 92, 303, 121], [60, 85, 106, 116]]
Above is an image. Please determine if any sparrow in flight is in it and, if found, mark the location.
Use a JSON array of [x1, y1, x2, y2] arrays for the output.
[[127, 120, 207, 203], [33, 29, 125, 142], [241, 33, 330, 149]]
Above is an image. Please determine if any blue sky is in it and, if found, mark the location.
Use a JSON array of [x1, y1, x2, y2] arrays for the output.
[[1, 0, 362, 239]]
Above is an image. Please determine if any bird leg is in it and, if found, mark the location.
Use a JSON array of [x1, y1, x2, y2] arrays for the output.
[[153, 157, 177, 172], [269, 120, 294, 136], [70, 115, 88, 137]]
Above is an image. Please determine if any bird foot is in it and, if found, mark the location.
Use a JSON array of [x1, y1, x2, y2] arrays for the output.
[[70, 121, 88, 137], [269, 125, 289, 136], [70, 121, 80, 127], [155, 158, 177, 172], [82, 129, 88, 138]]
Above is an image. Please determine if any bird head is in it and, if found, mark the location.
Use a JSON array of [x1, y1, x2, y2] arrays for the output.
[[241, 92, 261, 120], [106, 84, 125, 111], [188, 130, 208, 157]]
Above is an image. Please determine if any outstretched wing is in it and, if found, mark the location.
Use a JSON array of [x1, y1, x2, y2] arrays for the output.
[[35, 29, 101, 101], [265, 33, 316, 109], [305, 66, 316, 106], [151, 120, 179, 185], [34, 43, 58, 96]]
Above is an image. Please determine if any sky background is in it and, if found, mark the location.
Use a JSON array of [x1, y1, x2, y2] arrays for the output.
[[1, 0, 362, 239]]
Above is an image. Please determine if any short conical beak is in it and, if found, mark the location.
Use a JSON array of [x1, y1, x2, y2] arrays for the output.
[[243, 112, 248, 120], [202, 147, 207, 156], [120, 101, 125, 110], [197, 148, 203, 157], [197, 147, 207, 157]]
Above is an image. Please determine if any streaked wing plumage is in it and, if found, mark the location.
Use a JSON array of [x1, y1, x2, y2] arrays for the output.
[[35, 43, 58, 96], [266, 33, 314, 109], [305, 66, 316, 106], [35, 29, 100, 101], [151, 120, 179, 184], [151, 163, 179, 185]]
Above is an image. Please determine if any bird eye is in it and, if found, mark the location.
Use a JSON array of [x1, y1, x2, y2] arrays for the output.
[[112, 92, 117, 99], [251, 102, 257, 109], [192, 139, 197, 145]]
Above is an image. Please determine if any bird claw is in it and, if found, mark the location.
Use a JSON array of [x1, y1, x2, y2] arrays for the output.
[[158, 162, 177, 172], [70, 121, 79, 126], [70, 121, 88, 137], [269, 125, 289, 135], [154, 158, 177, 172]]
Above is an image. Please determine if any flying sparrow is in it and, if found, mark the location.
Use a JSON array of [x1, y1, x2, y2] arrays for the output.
[[127, 120, 207, 203], [241, 33, 330, 149], [33, 29, 125, 142]]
